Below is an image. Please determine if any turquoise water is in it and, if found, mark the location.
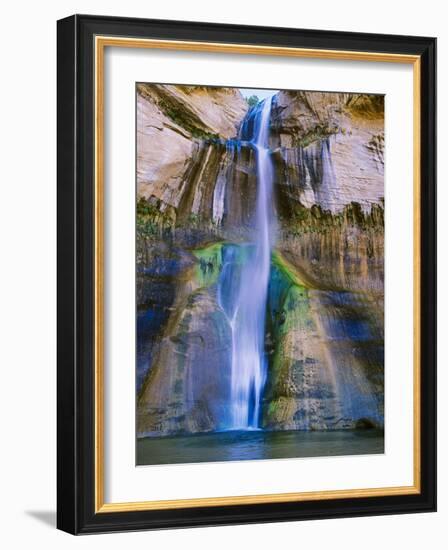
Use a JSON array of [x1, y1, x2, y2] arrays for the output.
[[137, 429, 384, 466]]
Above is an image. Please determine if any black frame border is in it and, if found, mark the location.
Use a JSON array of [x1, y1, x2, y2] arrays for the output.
[[57, 14, 436, 534]]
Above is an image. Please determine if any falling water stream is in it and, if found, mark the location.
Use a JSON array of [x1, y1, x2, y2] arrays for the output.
[[218, 97, 275, 429]]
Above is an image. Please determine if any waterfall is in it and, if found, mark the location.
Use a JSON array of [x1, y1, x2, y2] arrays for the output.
[[218, 97, 275, 430]]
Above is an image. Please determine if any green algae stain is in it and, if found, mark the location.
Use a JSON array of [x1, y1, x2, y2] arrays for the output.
[[192, 242, 252, 290], [271, 251, 307, 287], [265, 251, 318, 413], [268, 251, 313, 337], [192, 243, 224, 288], [281, 285, 312, 334]]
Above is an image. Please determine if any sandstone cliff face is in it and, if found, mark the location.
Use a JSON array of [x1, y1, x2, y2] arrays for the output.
[[269, 90, 384, 337], [271, 91, 384, 213], [136, 86, 385, 436], [263, 253, 383, 431], [137, 84, 248, 211], [260, 92, 385, 430], [138, 284, 233, 436], [277, 203, 384, 295]]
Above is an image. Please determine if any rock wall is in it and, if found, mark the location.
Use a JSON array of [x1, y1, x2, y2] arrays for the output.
[[263, 253, 383, 431], [271, 91, 384, 213], [137, 280, 233, 436], [137, 84, 248, 215]]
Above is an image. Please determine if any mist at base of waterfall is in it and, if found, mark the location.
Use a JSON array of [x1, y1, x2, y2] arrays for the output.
[[136, 429, 384, 466]]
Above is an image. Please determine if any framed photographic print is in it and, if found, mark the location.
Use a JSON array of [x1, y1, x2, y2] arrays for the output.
[[57, 14, 436, 534]]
